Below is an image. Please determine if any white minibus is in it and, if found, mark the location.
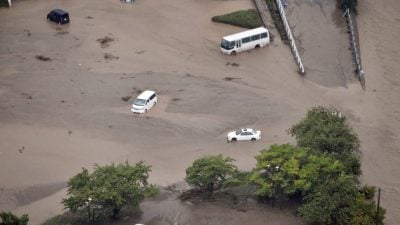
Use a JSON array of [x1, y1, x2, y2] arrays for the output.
[[131, 90, 157, 114], [220, 27, 270, 55]]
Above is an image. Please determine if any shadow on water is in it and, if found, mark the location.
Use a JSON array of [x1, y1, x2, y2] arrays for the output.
[[124, 188, 306, 225]]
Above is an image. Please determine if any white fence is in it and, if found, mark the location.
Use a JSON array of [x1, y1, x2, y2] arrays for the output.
[[275, 0, 305, 74], [344, 8, 365, 89]]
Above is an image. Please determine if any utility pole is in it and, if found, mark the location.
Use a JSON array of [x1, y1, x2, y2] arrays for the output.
[[376, 188, 381, 215]]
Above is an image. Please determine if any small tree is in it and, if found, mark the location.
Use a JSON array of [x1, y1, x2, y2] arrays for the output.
[[250, 144, 345, 206], [185, 154, 239, 196], [299, 175, 385, 225], [62, 161, 159, 223], [299, 175, 359, 224], [289, 106, 361, 175], [0, 211, 29, 225]]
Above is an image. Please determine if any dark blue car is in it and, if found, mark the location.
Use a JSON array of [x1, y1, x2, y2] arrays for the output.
[[47, 9, 70, 25]]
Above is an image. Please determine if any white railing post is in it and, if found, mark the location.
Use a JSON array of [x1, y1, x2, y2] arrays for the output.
[[275, 0, 305, 74], [345, 8, 365, 89]]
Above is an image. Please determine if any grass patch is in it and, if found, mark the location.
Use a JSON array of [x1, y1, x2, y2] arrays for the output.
[[212, 9, 262, 29], [265, 0, 288, 43]]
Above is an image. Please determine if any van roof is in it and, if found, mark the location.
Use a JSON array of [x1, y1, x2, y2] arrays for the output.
[[223, 27, 268, 42], [137, 90, 156, 99], [51, 9, 69, 16]]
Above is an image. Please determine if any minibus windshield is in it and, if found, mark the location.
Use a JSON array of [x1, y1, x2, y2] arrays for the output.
[[133, 99, 146, 106]]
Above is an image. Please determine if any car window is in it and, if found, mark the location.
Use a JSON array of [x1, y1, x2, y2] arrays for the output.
[[133, 99, 146, 106]]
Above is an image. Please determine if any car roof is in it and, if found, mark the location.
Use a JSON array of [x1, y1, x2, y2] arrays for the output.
[[240, 128, 254, 132], [51, 9, 69, 15], [136, 90, 156, 99]]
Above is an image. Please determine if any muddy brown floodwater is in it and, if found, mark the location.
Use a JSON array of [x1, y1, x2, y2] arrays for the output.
[[1, 0, 400, 224]]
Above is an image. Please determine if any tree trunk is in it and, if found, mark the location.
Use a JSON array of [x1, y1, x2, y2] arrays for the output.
[[112, 207, 121, 219]]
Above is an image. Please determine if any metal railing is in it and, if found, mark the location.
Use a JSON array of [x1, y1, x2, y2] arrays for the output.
[[275, 0, 305, 74], [344, 8, 365, 89]]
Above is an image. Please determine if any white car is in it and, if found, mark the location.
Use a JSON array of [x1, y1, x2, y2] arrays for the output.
[[227, 128, 261, 142], [131, 90, 157, 114]]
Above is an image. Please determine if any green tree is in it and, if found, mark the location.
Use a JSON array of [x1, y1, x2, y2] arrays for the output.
[[62, 161, 159, 224], [299, 175, 385, 225], [289, 106, 361, 175], [185, 154, 239, 196], [299, 175, 358, 224], [0, 211, 29, 225], [250, 144, 345, 206], [350, 196, 386, 225]]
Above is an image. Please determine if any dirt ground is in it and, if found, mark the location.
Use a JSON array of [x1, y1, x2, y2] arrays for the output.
[[0, 0, 399, 224]]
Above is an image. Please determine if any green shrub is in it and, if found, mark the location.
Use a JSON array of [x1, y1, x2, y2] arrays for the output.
[[212, 9, 262, 29], [360, 185, 376, 200], [0, 0, 10, 7], [0, 211, 29, 225], [339, 0, 358, 13]]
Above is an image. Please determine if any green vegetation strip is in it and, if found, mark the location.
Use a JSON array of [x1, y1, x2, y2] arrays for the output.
[[0, 0, 9, 7], [211, 9, 262, 29], [265, 0, 288, 43]]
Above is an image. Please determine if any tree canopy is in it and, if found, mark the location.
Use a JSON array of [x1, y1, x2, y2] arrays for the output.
[[0, 211, 29, 225], [185, 154, 239, 196], [250, 144, 345, 206], [299, 175, 385, 225], [289, 107, 361, 175], [62, 161, 159, 223]]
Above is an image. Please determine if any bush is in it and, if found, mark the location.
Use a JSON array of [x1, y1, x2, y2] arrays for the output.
[[289, 107, 361, 175], [212, 9, 263, 29], [360, 185, 376, 200], [185, 155, 239, 196], [62, 161, 159, 224], [339, 0, 358, 13], [0, 211, 29, 225], [0, 0, 9, 7]]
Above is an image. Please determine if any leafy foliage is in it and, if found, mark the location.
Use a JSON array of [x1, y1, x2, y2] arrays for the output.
[[0, 0, 10, 8], [185, 154, 239, 196], [212, 9, 262, 29], [360, 185, 376, 200], [62, 161, 159, 223], [289, 106, 361, 175], [351, 197, 386, 225], [0, 211, 29, 225], [299, 175, 359, 224], [299, 175, 385, 225], [339, 0, 358, 13], [250, 144, 345, 205]]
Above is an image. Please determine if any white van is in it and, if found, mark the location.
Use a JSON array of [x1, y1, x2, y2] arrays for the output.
[[131, 90, 157, 114], [220, 27, 270, 55]]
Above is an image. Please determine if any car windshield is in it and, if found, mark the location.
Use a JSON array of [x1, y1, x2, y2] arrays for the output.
[[221, 39, 234, 50], [235, 130, 242, 135], [133, 99, 146, 106]]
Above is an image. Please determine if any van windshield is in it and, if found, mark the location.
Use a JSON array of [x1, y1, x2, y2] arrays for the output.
[[133, 99, 146, 106], [221, 39, 235, 50]]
